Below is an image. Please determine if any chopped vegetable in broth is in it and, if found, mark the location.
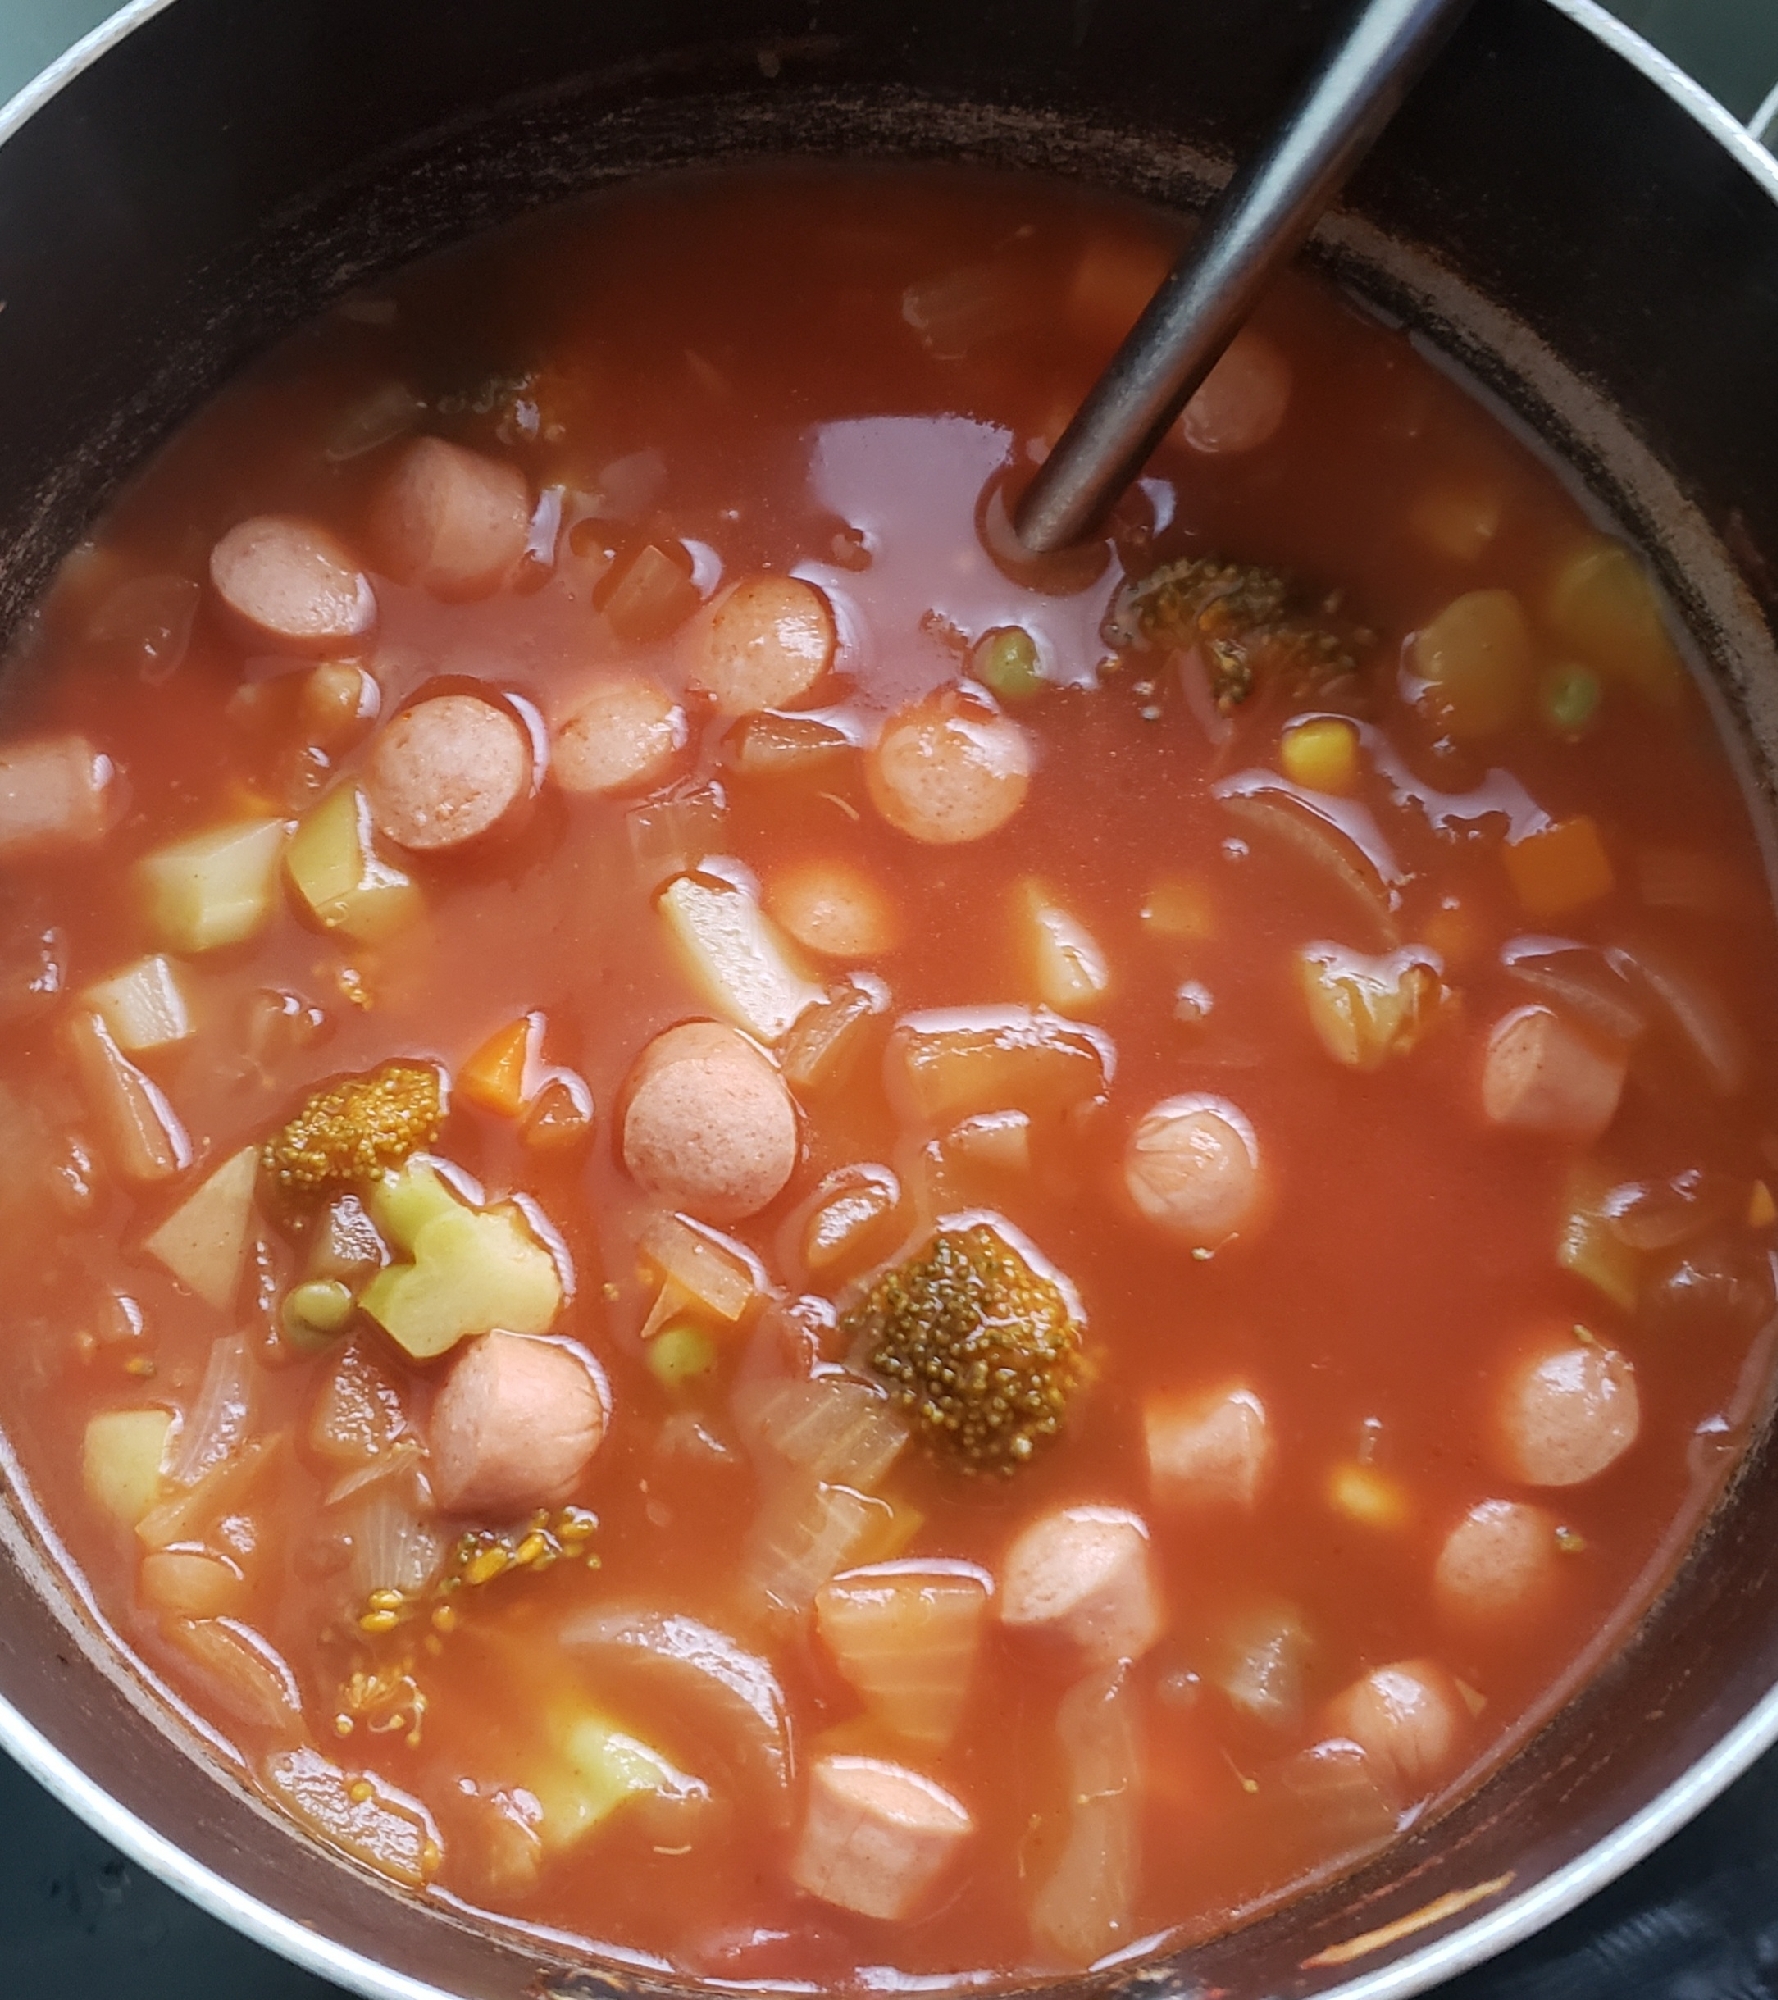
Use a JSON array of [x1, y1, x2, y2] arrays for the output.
[[2, 164, 1776, 1983]]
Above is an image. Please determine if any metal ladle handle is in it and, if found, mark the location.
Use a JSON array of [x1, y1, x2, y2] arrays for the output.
[[1012, 0, 1477, 556]]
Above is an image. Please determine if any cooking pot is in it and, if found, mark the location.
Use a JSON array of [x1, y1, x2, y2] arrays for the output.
[[2, 1, 1777, 1995]]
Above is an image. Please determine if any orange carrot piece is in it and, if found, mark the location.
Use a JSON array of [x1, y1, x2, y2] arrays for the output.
[[458, 1013, 541, 1117], [1503, 816, 1615, 919]]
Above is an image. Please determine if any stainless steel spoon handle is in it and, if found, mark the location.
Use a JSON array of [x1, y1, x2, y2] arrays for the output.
[[1012, 0, 1476, 555]]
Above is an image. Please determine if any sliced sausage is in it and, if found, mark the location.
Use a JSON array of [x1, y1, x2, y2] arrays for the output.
[[999, 1505, 1163, 1667], [1434, 1499, 1559, 1623], [0, 735, 113, 858], [690, 575, 835, 716], [1495, 1332, 1639, 1487], [1178, 329, 1293, 456], [428, 1329, 609, 1516], [765, 858, 899, 960], [552, 676, 686, 796], [866, 683, 1031, 845], [790, 1754, 973, 1921], [1482, 1004, 1625, 1144], [621, 1021, 799, 1223], [1325, 1659, 1466, 1802], [1145, 1385, 1272, 1509], [370, 436, 530, 600], [1124, 1094, 1265, 1249], [209, 516, 376, 653], [364, 693, 532, 852]]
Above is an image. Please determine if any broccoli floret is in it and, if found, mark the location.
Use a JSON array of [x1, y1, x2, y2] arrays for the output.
[[1104, 554, 1369, 714], [846, 1222, 1083, 1475], [263, 1062, 445, 1203]]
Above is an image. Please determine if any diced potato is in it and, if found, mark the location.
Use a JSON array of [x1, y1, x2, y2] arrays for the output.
[[361, 1163, 561, 1360], [139, 818, 287, 953], [82, 1409, 174, 1528], [1503, 815, 1615, 919], [658, 871, 823, 1044], [1407, 482, 1502, 563], [1016, 880, 1110, 1015], [142, 1146, 259, 1311], [285, 784, 422, 944], [1280, 717, 1359, 793], [458, 1014, 541, 1117], [1556, 1161, 1641, 1312], [1409, 589, 1533, 739], [1544, 537, 1684, 705], [528, 1714, 705, 1853], [82, 954, 193, 1054], [1327, 1463, 1410, 1529], [1297, 944, 1445, 1071], [1140, 878, 1215, 940]]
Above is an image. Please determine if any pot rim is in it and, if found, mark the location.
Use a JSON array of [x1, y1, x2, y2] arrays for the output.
[[2, 4, 1777, 1997]]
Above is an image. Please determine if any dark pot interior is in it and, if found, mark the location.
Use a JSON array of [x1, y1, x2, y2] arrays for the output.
[[1, 2, 1777, 1996]]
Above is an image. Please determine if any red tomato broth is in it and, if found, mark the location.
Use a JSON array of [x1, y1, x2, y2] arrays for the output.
[[0, 162, 1771, 1980]]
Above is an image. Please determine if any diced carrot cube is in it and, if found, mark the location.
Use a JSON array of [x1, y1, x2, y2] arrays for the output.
[[458, 1014, 540, 1117], [1503, 816, 1615, 918]]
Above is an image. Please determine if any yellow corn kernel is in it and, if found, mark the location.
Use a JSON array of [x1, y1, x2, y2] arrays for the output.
[[431, 1604, 458, 1635], [1750, 1181, 1776, 1230], [1280, 717, 1359, 793], [1327, 1463, 1410, 1529], [1140, 878, 1215, 940], [464, 1546, 510, 1587], [358, 1609, 400, 1635], [513, 1532, 549, 1568]]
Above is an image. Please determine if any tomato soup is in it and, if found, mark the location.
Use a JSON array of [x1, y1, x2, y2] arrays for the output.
[[0, 165, 1772, 1984]]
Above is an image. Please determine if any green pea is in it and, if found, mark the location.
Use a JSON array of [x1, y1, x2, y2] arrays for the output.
[[1541, 662, 1602, 738], [282, 1278, 354, 1353], [969, 625, 1044, 701], [646, 1323, 718, 1390]]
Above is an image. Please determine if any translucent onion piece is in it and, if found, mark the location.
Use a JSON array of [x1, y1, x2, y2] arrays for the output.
[[165, 1334, 257, 1488], [1216, 1604, 1311, 1728], [639, 1213, 762, 1324], [347, 1486, 447, 1603], [734, 1376, 908, 1491], [1217, 784, 1399, 944], [1268, 1738, 1398, 1873], [1500, 936, 1646, 1045], [742, 1479, 896, 1625], [884, 1006, 1112, 1129], [814, 1561, 991, 1745], [1029, 1663, 1144, 1966], [170, 1616, 305, 1733], [627, 782, 728, 890], [262, 1748, 440, 1888], [1609, 936, 1748, 1097], [136, 1437, 273, 1552], [561, 1607, 793, 1822]]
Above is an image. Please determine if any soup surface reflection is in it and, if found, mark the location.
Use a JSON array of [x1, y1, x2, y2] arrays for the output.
[[0, 167, 1774, 1983]]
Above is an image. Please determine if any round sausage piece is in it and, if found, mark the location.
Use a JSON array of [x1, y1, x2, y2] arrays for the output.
[[621, 1021, 800, 1223], [553, 676, 687, 796], [210, 517, 376, 653], [1124, 1095, 1265, 1249], [1325, 1659, 1465, 1801], [691, 575, 836, 716], [1482, 1004, 1626, 1144], [1434, 1499, 1559, 1623], [765, 858, 899, 960], [1495, 1332, 1640, 1487], [999, 1504, 1163, 1667], [370, 436, 530, 601], [429, 1329, 609, 1516], [866, 683, 1031, 845], [365, 693, 532, 852], [1178, 329, 1293, 456]]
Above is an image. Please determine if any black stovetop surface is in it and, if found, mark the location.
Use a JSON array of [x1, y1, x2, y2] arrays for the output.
[[3, 1739, 1777, 1998]]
